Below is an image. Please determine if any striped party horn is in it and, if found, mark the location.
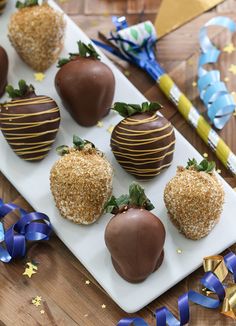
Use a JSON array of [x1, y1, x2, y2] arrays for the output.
[[95, 17, 236, 175]]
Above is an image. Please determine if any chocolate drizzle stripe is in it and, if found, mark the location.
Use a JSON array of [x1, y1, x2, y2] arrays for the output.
[[14, 147, 51, 155], [4, 129, 59, 140], [123, 162, 172, 174], [8, 140, 54, 146], [112, 140, 176, 156], [0, 117, 60, 130], [114, 149, 175, 164], [123, 114, 158, 125], [0, 108, 60, 120], [117, 123, 171, 135]]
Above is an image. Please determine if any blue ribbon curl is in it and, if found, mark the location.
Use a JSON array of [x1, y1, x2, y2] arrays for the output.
[[0, 199, 52, 263]]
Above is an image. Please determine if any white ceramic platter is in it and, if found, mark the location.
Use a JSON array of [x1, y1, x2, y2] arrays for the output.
[[1, 0, 236, 314]]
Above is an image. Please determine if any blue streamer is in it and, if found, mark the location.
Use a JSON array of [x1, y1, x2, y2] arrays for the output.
[[117, 252, 236, 326], [198, 16, 236, 129], [0, 199, 52, 263]]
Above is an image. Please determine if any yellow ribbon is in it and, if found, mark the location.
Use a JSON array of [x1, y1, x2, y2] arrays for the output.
[[203, 255, 236, 320]]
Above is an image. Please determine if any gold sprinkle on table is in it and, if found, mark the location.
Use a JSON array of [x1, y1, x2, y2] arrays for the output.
[[224, 77, 229, 82], [176, 249, 183, 254], [228, 64, 236, 75], [85, 280, 90, 285], [187, 59, 194, 66], [40, 310, 45, 314], [192, 81, 197, 87], [217, 169, 222, 174], [101, 304, 106, 309], [97, 121, 104, 128], [107, 125, 114, 134], [23, 262, 38, 278], [84, 314, 88, 317], [203, 153, 208, 158], [223, 43, 236, 54], [124, 70, 131, 77], [32, 296, 42, 307], [34, 72, 45, 82]]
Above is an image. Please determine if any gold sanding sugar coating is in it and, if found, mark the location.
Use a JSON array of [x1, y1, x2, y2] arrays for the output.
[[8, 4, 65, 71], [164, 167, 224, 240], [50, 148, 113, 225]]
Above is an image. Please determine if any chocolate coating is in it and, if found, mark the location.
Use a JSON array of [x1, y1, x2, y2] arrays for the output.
[[0, 91, 60, 161], [55, 57, 115, 127], [0, 0, 7, 15], [0, 45, 8, 97], [105, 207, 166, 283], [111, 112, 175, 180]]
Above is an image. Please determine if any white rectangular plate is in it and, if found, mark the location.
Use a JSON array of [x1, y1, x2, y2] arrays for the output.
[[1, 1, 236, 314]]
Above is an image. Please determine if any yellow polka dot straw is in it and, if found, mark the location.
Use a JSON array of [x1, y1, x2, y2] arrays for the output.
[[100, 18, 236, 175]]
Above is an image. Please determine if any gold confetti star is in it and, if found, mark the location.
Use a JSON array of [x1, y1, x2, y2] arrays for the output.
[[40, 310, 45, 314], [101, 304, 106, 309], [224, 77, 229, 82], [34, 72, 45, 82], [176, 249, 182, 254], [217, 169, 222, 174], [85, 280, 90, 285], [23, 262, 38, 278], [187, 59, 194, 66], [84, 314, 88, 317], [32, 296, 42, 307], [107, 125, 114, 134], [223, 43, 236, 54], [203, 153, 208, 158], [192, 81, 197, 87], [228, 64, 236, 75], [97, 121, 103, 128], [124, 70, 130, 77]]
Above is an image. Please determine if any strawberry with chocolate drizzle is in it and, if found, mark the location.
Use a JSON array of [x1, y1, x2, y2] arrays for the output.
[[0, 80, 60, 161]]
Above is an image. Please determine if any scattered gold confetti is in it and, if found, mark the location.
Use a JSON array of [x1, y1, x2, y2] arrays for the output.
[[23, 262, 38, 278], [34, 72, 45, 82], [85, 280, 90, 285], [187, 59, 194, 66], [40, 310, 45, 314], [176, 249, 182, 254], [217, 169, 222, 174], [101, 304, 106, 309], [224, 77, 229, 82], [84, 314, 88, 317], [103, 11, 109, 17], [192, 81, 197, 87], [228, 64, 236, 75], [97, 121, 103, 128], [223, 43, 236, 54], [203, 153, 208, 158], [32, 296, 42, 307], [107, 125, 114, 134], [91, 20, 98, 27], [124, 70, 130, 77], [202, 287, 213, 296]]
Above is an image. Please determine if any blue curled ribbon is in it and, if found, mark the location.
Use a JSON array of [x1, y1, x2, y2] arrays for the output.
[[117, 252, 236, 326], [198, 16, 236, 129], [0, 199, 52, 263]]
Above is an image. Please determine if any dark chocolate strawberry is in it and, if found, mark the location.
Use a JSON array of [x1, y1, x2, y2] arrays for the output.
[[0, 45, 8, 97], [0, 80, 60, 161], [104, 183, 166, 283], [55, 41, 115, 127]]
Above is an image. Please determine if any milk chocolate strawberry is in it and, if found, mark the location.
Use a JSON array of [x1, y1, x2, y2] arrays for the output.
[[0, 46, 8, 97], [8, 0, 65, 71], [0, 80, 60, 161], [55, 41, 115, 127]]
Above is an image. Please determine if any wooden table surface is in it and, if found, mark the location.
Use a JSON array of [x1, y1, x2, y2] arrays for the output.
[[1, 0, 236, 325]]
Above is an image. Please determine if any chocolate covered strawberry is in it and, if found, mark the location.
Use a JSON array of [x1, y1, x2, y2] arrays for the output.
[[8, 0, 65, 71], [0, 80, 60, 161], [55, 41, 115, 127], [104, 183, 166, 283], [0, 46, 8, 97]]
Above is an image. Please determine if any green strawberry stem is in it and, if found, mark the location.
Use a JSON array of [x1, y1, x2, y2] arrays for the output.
[[112, 101, 163, 118], [56, 135, 95, 156], [16, 0, 41, 9], [186, 158, 216, 173], [6, 80, 35, 99], [57, 41, 100, 68], [104, 183, 155, 214]]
